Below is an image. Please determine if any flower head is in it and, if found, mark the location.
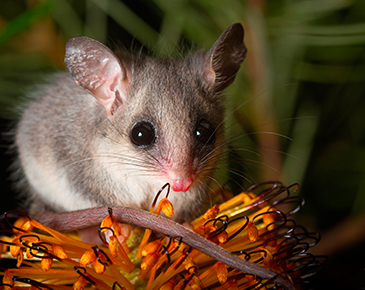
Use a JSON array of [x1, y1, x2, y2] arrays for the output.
[[0, 182, 324, 289]]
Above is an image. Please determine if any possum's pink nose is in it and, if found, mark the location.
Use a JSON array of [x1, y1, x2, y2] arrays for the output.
[[171, 177, 193, 192]]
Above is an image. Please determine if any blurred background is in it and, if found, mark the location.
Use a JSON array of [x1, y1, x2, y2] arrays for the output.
[[0, 0, 364, 288]]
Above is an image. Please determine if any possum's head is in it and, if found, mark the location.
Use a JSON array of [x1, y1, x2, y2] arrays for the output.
[[64, 24, 247, 211]]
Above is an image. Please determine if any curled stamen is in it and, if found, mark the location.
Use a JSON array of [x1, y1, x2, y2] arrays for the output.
[[160, 244, 171, 269], [287, 183, 300, 193], [29, 242, 59, 260], [98, 226, 115, 245], [0, 233, 18, 246], [240, 275, 263, 290], [19, 234, 41, 247], [231, 249, 251, 260], [292, 255, 328, 281], [275, 235, 300, 253], [92, 246, 112, 266], [245, 182, 302, 218], [151, 183, 170, 211], [270, 195, 305, 217], [112, 281, 125, 290], [245, 182, 283, 207], [247, 249, 268, 264], [291, 225, 321, 248], [174, 246, 192, 270], [251, 210, 287, 240], [108, 207, 114, 219], [264, 219, 296, 245], [155, 237, 183, 271], [211, 215, 229, 228], [12, 277, 54, 290], [3, 212, 31, 233], [100, 208, 124, 239], [261, 273, 289, 290], [164, 235, 173, 250], [74, 266, 96, 285], [168, 236, 183, 256], [226, 216, 250, 242], [203, 215, 229, 239], [183, 266, 198, 288]]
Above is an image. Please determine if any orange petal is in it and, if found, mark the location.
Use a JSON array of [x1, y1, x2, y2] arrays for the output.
[[203, 205, 220, 220], [216, 262, 228, 284], [167, 240, 179, 253], [263, 211, 279, 230], [2, 270, 14, 289], [108, 235, 119, 257], [41, 257, 53, 272], [183, 256, 197, 271], [26, 247, 35, 259], [247, 221, 259, 243], [224, 279, 238, 290], [160, 279, 176, 290], [80, 249, 96, 267], [10, 237, 20, 257], [52, 244, 67, 259], [266, 237, 277, 248], [13, 218, 33, 234], [101, 213, 123, 237], [22, 220, 34, 232], [160, 198, 174, 217], [0, 242, 5, 256], [100, 215, 113, 229], [141, 252, 159, 270], [142, 240, 161, 256], [187, 276, 204, 290], [242, 193, 253, 204], [16, 248, 24, 267], [136, 228, 152, 259], [263, 249, 275, 269], [217, 231, 228, 244], [93, 258, 106, 275], [73, 275, 88, 290]]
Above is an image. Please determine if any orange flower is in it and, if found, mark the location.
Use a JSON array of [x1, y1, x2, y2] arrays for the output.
[[0, 181, 324, 290]]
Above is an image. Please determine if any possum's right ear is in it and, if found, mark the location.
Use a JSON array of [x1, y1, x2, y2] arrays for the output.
[[203, 23, 247, 92], [64, 36, 129, 117]]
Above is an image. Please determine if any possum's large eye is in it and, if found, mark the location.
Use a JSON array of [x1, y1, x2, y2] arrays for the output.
[[195, 119, 215, 145], [130, 120, 156, 147]]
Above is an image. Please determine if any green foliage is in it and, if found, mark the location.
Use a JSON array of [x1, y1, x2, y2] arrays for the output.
[[1, 0, 365, 254]]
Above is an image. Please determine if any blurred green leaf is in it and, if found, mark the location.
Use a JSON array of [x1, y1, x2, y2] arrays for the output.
[[0, 0, 54, 46], [90, 0, 159, 47]]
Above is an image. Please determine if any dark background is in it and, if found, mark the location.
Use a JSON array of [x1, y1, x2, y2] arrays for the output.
[[1, 0, 365, 288]]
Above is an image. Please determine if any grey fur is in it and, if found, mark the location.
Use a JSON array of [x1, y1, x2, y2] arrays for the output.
[[13, 23, 247, 222]]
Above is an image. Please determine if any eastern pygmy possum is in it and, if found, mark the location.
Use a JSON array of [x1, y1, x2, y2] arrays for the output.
[[13, 23, 247, 223]]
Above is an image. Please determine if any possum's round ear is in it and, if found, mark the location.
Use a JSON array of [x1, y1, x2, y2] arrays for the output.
[[203, 23, 247, 92], [64, 36, 129, 117]]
